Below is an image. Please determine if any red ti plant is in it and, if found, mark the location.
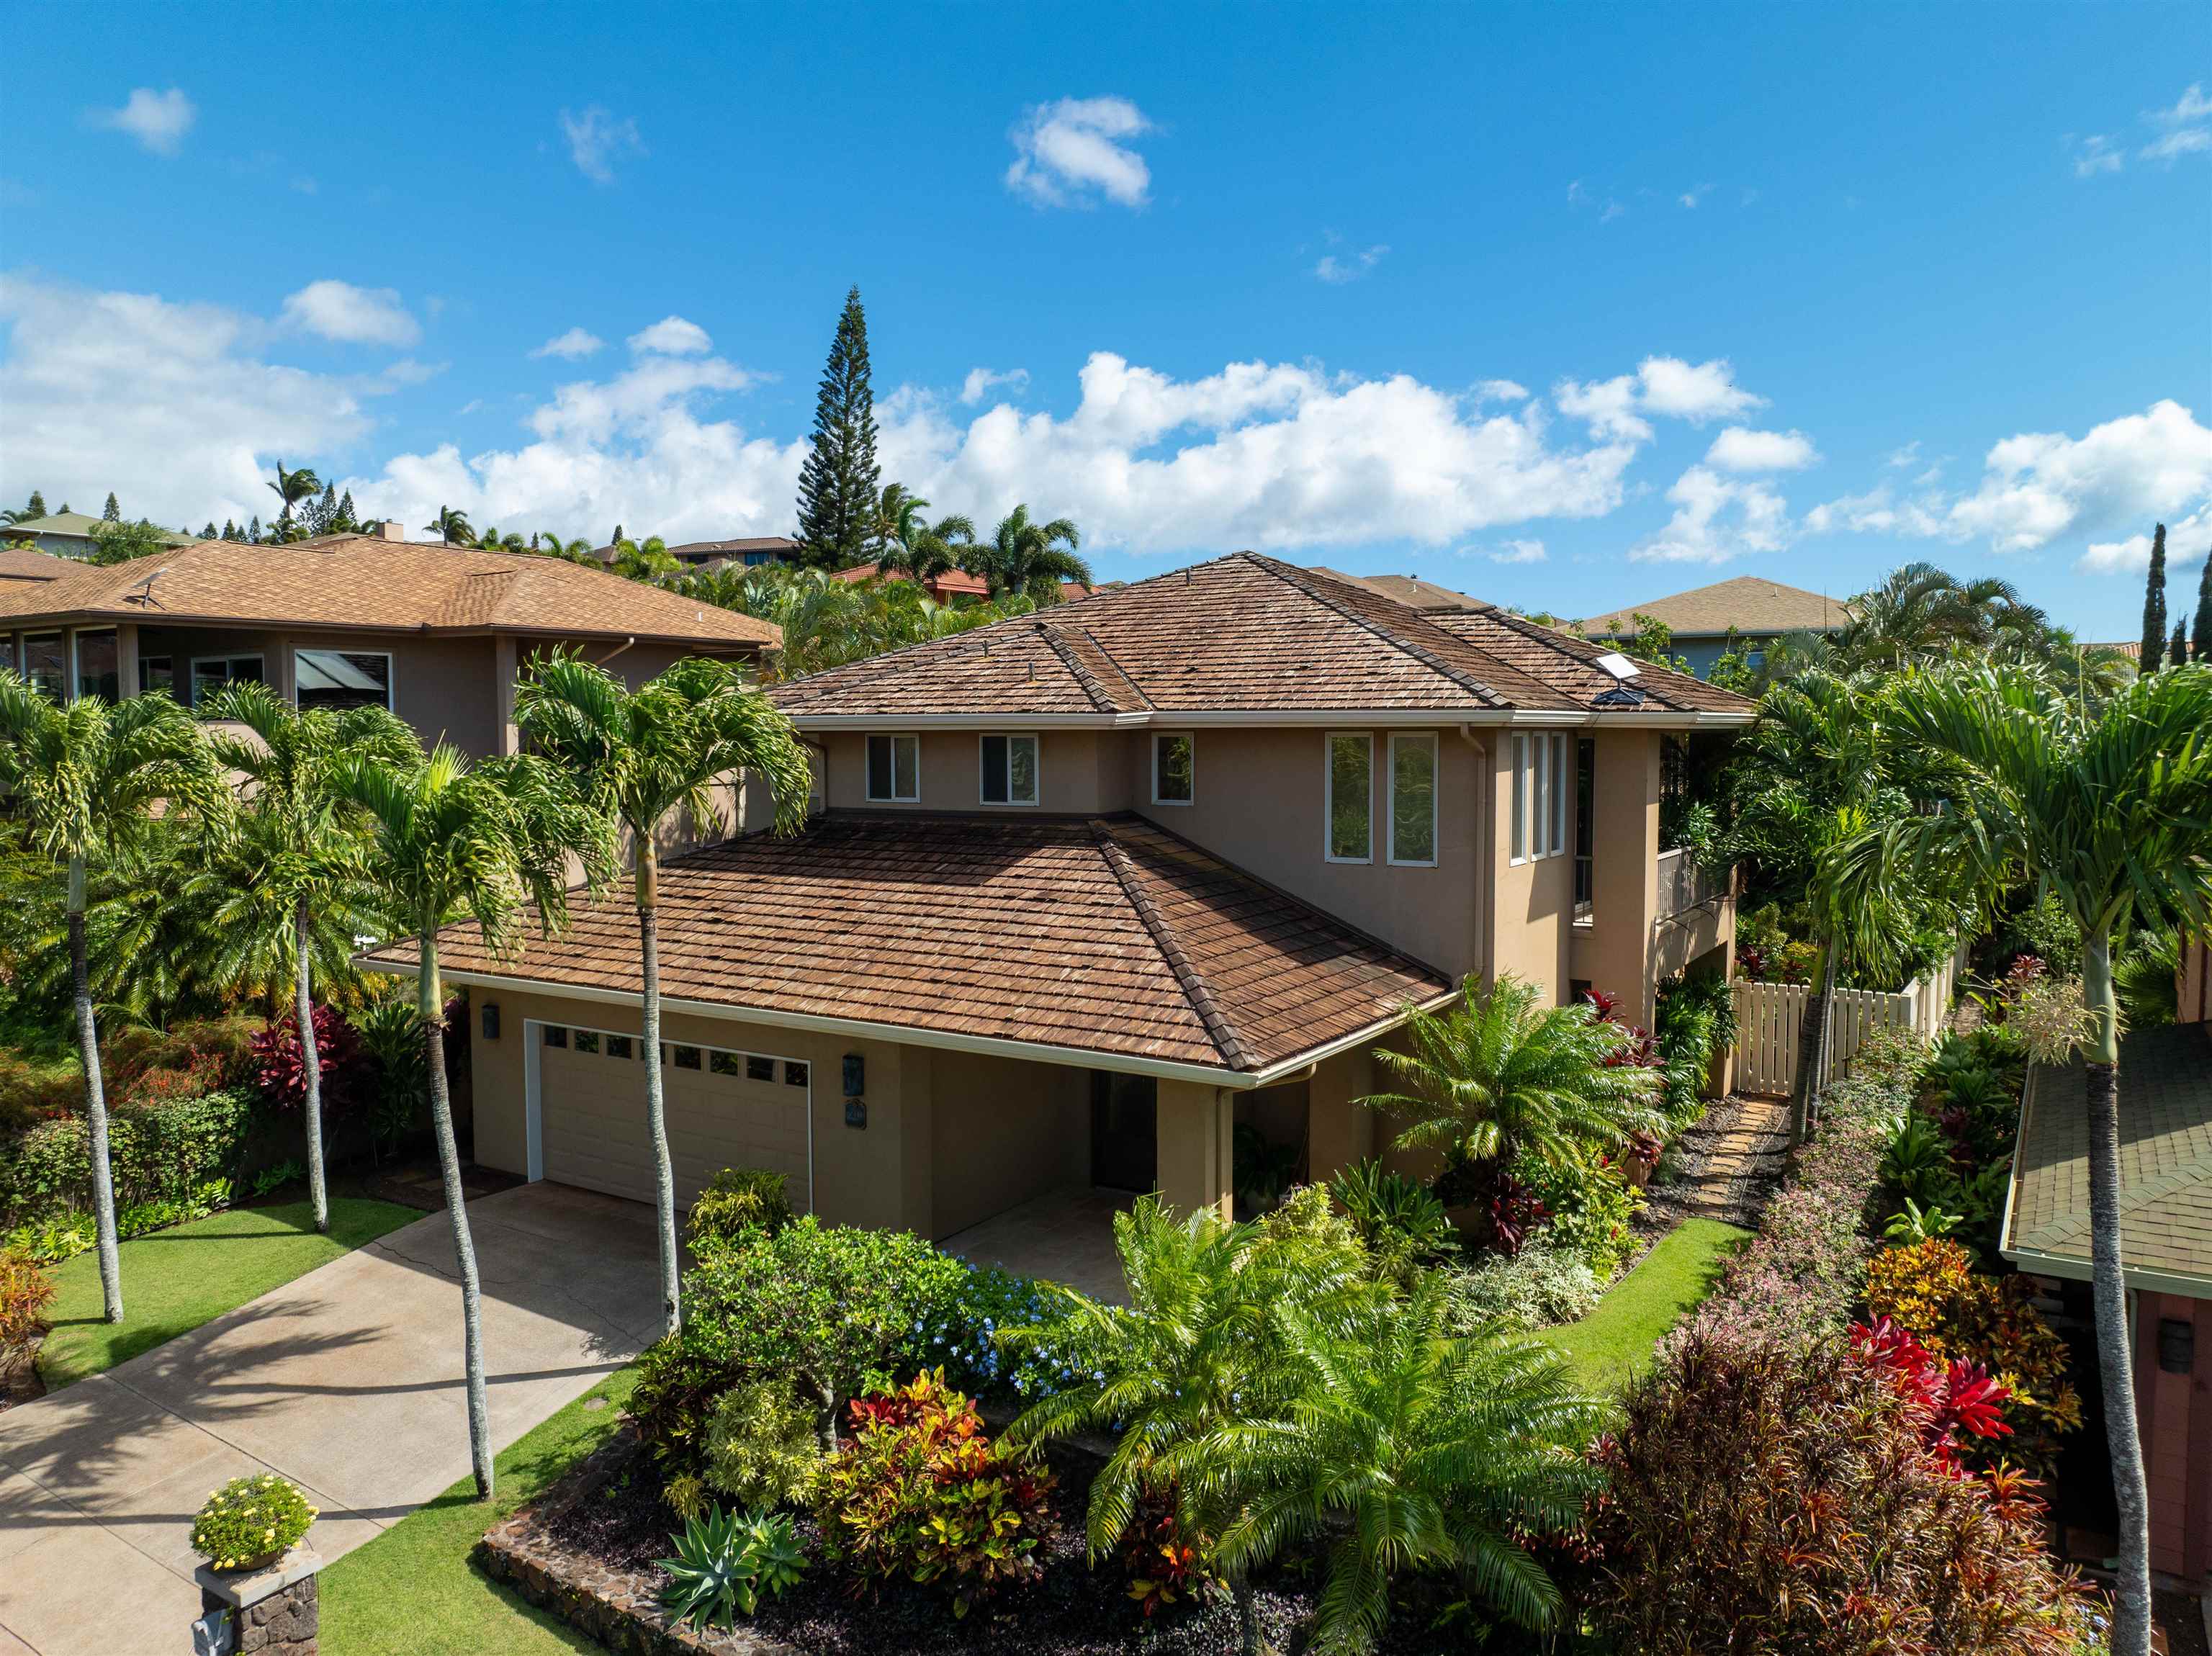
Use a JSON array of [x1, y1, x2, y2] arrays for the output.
[[1851, 1316, 2012, 1474], [251, 1005, 363, 1113]]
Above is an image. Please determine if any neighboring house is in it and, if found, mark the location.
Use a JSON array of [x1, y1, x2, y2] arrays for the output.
[[0, 526, 780, 753], [364, 552, 1752, 1275], [1310, 568, 1485, 613], [595, 535, 803, 571], [831, 563, 1102, 604], [0, 546, 76, 585], [2002, 1009, 2212, 1591], [0, 511, 199, 559], [1579, 575, 1853, 679]]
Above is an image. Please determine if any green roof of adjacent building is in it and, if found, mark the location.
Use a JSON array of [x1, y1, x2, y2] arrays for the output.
[[1, 512, 199, 548]]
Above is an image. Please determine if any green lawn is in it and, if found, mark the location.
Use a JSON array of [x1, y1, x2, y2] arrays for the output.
[[1541, 1218, 1752, 1395], [38, 1197, 421, 1390], [320, 1367, 640, 1656]]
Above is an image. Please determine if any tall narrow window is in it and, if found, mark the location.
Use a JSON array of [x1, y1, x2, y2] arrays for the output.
[[1154, 732, 1194, 805], [1388, 732, 1437, 865], [1511, 733, 1527, 862], [866, 733, 920, 801], [1326, 733, 1372, 862], [979, 733, 1039, 805], [73, 629, 118, 703], [1550, 733, 1569, 856], [22, 633, 64, 701], [1533, 732, 1550, 860], [139, 656, 175, 698]]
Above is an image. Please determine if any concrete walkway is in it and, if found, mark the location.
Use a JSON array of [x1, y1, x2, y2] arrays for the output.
[[0, 1184, 658, 1656]]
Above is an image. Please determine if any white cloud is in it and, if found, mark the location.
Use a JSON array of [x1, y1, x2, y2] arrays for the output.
[[531, 327, 605, 361], [89, 87, 195, 156], [279, 279, 421, 348], [1315, 244, 1388, 284], [1005, 96, 1153, 208], [2072, 134, 2124, 176], [1631, 465, 1791, 564], [1475, 379, 1529, 403], [2141, 127, 2212, 163], [960, 366, 1030, 405], [1678, 182, 1714, 209], [626, 316, 712, 356], [560, 106, 644, 184], [1555, 356, 1764, 442], [0, 274, 372, 531], [2079, 506, 2212, 573], [1487, 539, 1547, 564], [2142, 83, 2212, 160], [875, 351, 1640, 556], [1705, 426, 1820, 474], [2151, 84, 2212, 125]]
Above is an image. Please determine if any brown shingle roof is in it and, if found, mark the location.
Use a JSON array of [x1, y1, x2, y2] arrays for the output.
[[362, 811, 1451, 1076], [1578, 575, 1852, 639], [2005, 1022, 2212, 1291], [770, 552, 1755, 721], [0, 546, 73, 581], [1310, 569, 1485, 611], [0, 535, 778, 649]]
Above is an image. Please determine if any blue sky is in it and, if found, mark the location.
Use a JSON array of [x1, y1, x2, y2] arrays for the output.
[[4, 1, 2208, 638]]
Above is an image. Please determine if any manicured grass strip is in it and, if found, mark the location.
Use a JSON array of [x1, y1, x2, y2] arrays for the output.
[[1540, 1217, 1753, 1396], [38, 1197, 421, 1390], [320, 1367, 640, 1656]]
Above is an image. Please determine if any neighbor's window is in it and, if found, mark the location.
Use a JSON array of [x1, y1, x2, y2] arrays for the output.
[[294, 647, 394, 713], [139, 655, 175, 698], [979, 733, 1039, 805], [1153, 732, 1194, 805], [866, 733, 920, 801], [22, 633, 65, 701], [189, 654, 264, 706], [1326, 732, 1372, 862], [1388, 733, 1437, 865], [1511, 734, 1527, 863], [73, 629, 118, 703], [1548, 733, 1568, 857]]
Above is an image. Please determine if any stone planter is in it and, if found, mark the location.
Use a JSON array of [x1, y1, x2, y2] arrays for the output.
[[192, 1544, 321, 1655]]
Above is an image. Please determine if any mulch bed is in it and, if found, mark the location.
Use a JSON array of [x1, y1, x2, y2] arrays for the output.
[[494, 1420, 1541, 1656]]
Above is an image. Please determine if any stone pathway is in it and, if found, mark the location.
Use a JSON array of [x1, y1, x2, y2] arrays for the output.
[[1641, 1095, 1793, 1231]]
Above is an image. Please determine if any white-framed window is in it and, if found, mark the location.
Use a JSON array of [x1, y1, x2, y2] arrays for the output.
[[1153, 732, 1194, 805], [1510, 734, 1528, 863], [1326, 732, 1372, 863], [1511, 732, 1572, 863], [189, 653, 265, 707], [1549, 732, 1568, 857], [865, 732, 920, 801], [978, 732, 1039, 806], [294, 647, 394, 713], [1388, 732, 1437, 866]]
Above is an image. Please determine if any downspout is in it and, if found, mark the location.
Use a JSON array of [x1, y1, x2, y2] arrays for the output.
[[591, 635, 637, 668], [1457, 725, 1488, 988]]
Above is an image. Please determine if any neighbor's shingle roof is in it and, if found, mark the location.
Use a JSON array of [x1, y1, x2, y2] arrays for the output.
[[1310, 569, 1485, 612], [0, 535, 779, 649], [2007, 1022, 2212, 1290], [771, 552, 1753, 720], [0, 546, 73, 581], [363, 811, 1452, 1074], [0, 512, 199, 547], [1578, 575, 1853, 639]]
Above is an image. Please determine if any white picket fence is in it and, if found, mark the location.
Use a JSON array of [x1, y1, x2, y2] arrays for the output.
[[1731, 945, 1966, 1097]]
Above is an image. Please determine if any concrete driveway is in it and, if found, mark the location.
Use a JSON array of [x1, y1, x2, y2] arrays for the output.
[[0, 1183, 658, 1656]]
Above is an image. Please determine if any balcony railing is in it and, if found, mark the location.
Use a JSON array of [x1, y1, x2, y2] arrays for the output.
[[1655, 847, 1727, 922]]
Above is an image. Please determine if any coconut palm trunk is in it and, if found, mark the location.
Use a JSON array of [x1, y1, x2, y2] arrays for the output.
[[2083, 930, 2152, 1655], [1787, 940, 1835, 1143], [637, 835, 681, 1337], [69, 855, 123, 1323], [420, 934, 493, 1497], [296, 899, 329, 1233]]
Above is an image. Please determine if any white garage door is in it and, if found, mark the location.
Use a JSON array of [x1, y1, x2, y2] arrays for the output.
[[531, 1020, 813, 1212]]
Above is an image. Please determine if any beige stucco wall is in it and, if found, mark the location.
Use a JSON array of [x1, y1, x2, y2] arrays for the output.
[[927, 1049, 1089, 1237], [1483, 736, 1575, 1004], [818, 729, 1126, 815], [1567, 729, 1663, 1026], [1156, 1079, 1234, 1220]]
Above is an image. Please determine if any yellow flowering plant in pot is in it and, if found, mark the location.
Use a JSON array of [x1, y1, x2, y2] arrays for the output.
[[191, 1474, 317, 1572]]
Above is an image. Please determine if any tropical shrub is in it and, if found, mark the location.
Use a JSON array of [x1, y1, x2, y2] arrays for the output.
[[1231, 1121, 1299, 1213], [0, 1248, 55, 1368], [1511, 1143, 1641, 1279], [657, 1505, 806, 1629], [1588, 1321, 2100, 1655], [816, 1369, 1056, 1617], [0, 1048, 83, 1133], [1851, 1315, 2014, 1471], [1328, 1160, 1457, 1282], [1864, 1238, 2081, 1475], [912, 1262, 1101, 1403], [633, 1218, 968, 1464], [0, 1089, 254, 1230], [354, 994, 428, 1158], [1653, 971, 1737, 1120], [684, 1167, 792, 1249], [1442, 1237, 1605, 1333], [191, 1474, 317, 1571], [250, 1005, 364, 1114], [1118, 1485, 1220, 1620], [701, 1379, 825, 1511]]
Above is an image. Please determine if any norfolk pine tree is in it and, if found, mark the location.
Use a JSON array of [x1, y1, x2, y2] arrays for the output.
[[793, 286, 880, 570]]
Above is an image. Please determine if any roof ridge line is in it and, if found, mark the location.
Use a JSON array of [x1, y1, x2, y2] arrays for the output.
[[1244, 555, 1508, 708], [1031, 621, 1119, 713], [1088, 816, 1256, 1071]]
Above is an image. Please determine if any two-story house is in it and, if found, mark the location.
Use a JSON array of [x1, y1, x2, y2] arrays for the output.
[[370, 554, 1753, 1287]]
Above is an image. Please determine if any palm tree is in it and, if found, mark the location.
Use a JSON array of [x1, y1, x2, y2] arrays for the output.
[[1357, 973, 1661, 1172], [966, 505, 1091, 602], [1187, 1280, 1604, 1652], [1828, 661, 2212, 1656], [608, 535, 680, 584], [531, 530, 596, 564], [0, 678, 227, 1323], [197, 681, 414, 1233], [333, 740, 611, 1495], [266, 461, 323, 533], [870, 482, 928, 561], [513, 653, 812, 1337], [423, 505, 474, 546], [472, 526, 526, 552]]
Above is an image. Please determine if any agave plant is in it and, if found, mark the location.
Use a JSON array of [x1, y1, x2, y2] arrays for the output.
[[657, 1505, 806, 1629]]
